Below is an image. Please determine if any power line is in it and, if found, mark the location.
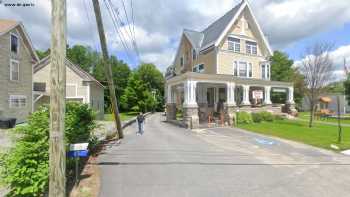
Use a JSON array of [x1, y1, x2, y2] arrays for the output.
[[108, 0, 140, 63], [103, 0, 134, 62], [82, 0, 99, 52]]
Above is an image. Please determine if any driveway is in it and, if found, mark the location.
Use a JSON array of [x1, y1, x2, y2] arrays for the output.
[[98, 113, 350, 197]]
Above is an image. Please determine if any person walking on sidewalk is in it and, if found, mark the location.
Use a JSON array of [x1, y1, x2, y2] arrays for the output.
[[137, 112, 146, 135]]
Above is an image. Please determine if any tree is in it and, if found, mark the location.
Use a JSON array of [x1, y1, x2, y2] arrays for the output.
[[120, 63, 165, 112], [271, 51, 294, 82], [300, 43, 335, 128], [270, 51, 305, 107], [36, 49, 50, 60], [67, 45, 97, 73]]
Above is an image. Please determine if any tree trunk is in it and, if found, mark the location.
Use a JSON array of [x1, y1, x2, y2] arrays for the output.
[[49, 0, 66, 196], [309, 102, 314, 128]]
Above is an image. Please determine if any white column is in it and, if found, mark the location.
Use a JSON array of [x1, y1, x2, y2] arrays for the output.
[[264, 86, 272, 105], [167, 84, 173, 104], [242, 85, 251, 105], [226, 82, 236, 106], [288, 86, 295, 104], [183, 80, 198, 107]]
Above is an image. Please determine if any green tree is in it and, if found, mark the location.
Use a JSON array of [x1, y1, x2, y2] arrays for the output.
[[270, 51, 294, 82], [270, 51, 305, 107], [67, 45, 97, 73], [36, 49, 50, 60], [121, 63, 165, 112]]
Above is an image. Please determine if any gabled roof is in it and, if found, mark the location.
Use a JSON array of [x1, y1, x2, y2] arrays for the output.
[[0, 19, 39, 62], [200, 1, 243, 49], [34, 56, 104, 88], [177, 0, 272, 55]]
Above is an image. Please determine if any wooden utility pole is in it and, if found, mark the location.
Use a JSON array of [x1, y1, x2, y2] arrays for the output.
[[49, 0, 67, 196], [92, 0, 123, 138]]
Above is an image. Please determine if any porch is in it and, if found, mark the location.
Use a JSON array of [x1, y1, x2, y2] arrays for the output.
[[166, 72, 295, 129]]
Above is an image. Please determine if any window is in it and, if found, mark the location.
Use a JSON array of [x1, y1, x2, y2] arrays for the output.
[[248, 63, 252, 78], [246, 41, 257, 55], [10, 60, 19, 81], [233, 61, 238, 76], [261, 63, 270, 80], [192, 49, 197, 60], [9, 95, 26, 108], [228, 37, 240, 53], [239, 62, 247, 77], [234, 61, 252, 78], [180, 55, 184, 67], [193, 64, 204, 73], [11, 34, 19, 54]]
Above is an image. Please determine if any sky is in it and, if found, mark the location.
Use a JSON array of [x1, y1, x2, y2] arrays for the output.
[[1, 0, 350, 79]]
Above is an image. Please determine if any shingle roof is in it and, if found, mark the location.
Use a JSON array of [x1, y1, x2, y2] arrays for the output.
[[0, 19, 19, 34], [34, 56, 104, 88], [184, 1, 243, 50]]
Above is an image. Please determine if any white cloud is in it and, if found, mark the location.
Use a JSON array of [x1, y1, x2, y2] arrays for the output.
[[1, 0, 350, 72]]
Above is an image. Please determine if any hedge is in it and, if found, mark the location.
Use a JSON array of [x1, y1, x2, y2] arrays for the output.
[[0, 102, 96, 197]]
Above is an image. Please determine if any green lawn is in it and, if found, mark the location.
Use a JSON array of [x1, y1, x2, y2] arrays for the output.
[[298, 112, 350, 125], [104, 112, 139, 121], [238, 119, 350, 151]]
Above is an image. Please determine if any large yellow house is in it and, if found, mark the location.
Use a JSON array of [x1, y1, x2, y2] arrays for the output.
[[165, 0, 295, 128]]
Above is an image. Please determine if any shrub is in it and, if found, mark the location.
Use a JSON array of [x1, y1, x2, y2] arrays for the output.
[[260, 111, 274, 122], [252, 113, 263, 123], [236, 112, 253, 124], [0, 103, 96, 197]]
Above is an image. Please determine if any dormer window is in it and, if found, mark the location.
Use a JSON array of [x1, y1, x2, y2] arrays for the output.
[[11, 33, 19, 54], [228, 37, 240, 53], [246, 41, 257, 55]]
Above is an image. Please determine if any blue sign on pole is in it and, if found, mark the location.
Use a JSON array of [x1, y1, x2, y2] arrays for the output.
[[68, 150, 89, 158]]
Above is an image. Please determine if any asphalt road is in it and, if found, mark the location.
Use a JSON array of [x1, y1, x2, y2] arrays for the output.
[[98, 113, 350, 197]]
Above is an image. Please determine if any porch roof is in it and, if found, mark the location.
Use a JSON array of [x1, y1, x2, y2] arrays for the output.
[[166, 72, 293, 88]]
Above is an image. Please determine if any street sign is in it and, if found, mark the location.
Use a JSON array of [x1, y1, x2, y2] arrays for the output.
[[252, 90, 263, 99], [67, 150, 89, 158], [70, 143, 89, 151]]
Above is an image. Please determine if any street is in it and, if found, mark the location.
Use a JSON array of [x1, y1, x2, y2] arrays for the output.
[[98, 113, 350, 197]]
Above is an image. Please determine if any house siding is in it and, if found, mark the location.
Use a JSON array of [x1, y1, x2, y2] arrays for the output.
[[89, 82, 104, 120], [0, 28, 33, 123], [217, 11, 268, 78], [33, 62, 104, 120]]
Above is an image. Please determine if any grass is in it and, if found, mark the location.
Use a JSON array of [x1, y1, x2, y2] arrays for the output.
[[298, 112, 350, 125], [238, 119, 350, 151], [104, 112, 139, 121]]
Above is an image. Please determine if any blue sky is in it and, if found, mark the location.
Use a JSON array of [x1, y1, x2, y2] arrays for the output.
[[284, 23, 350, 60]]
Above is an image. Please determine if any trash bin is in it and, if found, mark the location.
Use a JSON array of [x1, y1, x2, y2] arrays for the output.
[[0, 118, 16, 129], [0, 119, 10, 129], [9, 118, 16, 128]]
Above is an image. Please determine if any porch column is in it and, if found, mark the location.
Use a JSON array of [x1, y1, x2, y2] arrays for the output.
[[242, 85, 251, 106], [166, 84, 176, 121], [226, 82, 236, 106], [264, 86, 272, 105], [183, 80, 199, 129], [225, 82, 237, 126], [287, 86, 295, 104]]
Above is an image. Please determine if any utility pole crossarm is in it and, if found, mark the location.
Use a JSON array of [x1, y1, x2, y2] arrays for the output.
[[92, 0, 123, 138]]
